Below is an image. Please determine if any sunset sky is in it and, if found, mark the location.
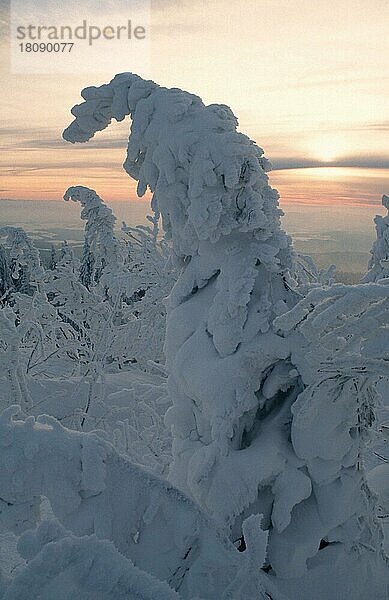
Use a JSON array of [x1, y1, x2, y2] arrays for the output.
[[0, 0, 388, 215]]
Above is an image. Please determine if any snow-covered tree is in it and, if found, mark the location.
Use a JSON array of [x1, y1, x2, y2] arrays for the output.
[[0, 197, 174, 471], [0, 244, 13, 300], [361, 194, 389, 283], [274, 282, 389, 576], [361, 193, 389, 557], [48, 245, 58, 271], [0, 227, 43, 302], [64, 186, 124, 293], [63, 72, 388, 597]]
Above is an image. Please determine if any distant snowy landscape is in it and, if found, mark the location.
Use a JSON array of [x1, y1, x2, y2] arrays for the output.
[[0, 192, 382, 285], [0, 73, 388, 599]]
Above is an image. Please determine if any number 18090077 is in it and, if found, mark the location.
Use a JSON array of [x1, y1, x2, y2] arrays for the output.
[[19, 42, 74, 52]]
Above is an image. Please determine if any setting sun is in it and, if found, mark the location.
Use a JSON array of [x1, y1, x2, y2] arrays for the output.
[[311, 135, 346, 163]]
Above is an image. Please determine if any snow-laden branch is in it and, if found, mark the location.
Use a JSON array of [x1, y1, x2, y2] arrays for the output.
[[0, 406, 284, 600], [3, 519, 180, 600]]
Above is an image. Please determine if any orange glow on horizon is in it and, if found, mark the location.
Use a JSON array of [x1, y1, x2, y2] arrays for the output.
[[271, 167, 388, 209], [2, 167, 387, 214]]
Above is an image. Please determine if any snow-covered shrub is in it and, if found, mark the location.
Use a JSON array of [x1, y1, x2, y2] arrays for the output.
[[63, 185, 175, 370], [120, 222, 176, 368], [0, 198, 173, 478], [289, 253, 336, 291], [274, 282, 389, 572], [106, 367, 171, 475], [0, 308, 32, 411]]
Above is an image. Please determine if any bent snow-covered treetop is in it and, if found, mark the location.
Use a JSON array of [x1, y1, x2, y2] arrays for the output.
[[63, 73, 293, 263]]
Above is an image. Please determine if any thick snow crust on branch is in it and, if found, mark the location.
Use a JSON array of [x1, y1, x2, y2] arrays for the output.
[[4, 520, 180, 600], [0, 407, 284, 600]]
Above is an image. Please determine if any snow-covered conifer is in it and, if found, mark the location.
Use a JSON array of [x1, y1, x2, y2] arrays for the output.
[[64, 186, 124, 292], [0, 227, 43, 300], [361, 194, 389, 283]]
